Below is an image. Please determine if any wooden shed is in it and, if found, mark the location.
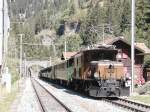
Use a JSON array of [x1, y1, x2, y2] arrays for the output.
[[97, 37, 150, 84]]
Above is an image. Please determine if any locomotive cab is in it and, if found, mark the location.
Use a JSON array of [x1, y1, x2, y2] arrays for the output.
[[88, 60, 130, 97]]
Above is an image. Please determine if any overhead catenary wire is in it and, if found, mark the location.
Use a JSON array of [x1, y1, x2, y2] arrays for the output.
[[90, 24, 118, 45], [22, 42, 61, 46]]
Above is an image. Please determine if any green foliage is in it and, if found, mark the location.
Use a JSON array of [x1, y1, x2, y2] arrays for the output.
[[136, 0, 150, 47], [61, 2, 75, 21], [123, 0, 150, 50], [130, 95, 150, 104], [55, 34, 82, 56], [67, 34, 82, 51], [6, 58, 20, 83], [34, 10, 49, 33], [79, 0, 132, 45], [80, 5, 100, 45], [109, 0, 131, 36], [0, 85, 18, 112], [9, 0, 150, 61]]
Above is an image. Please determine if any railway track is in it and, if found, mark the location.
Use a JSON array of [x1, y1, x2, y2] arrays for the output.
[[31, 78, 72, 112], [103, 97, 150, 112]]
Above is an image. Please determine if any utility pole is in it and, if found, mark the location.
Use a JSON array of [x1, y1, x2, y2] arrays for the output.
[[64, 37, 67, 60], [19, 34, 23, 77], [49, 56, 51, 66], [2, 0, 5, 72], [24, 53, 27, 77], [131, 0, 135, 94], [53, 44, 56, 56], [102, 24, 105, 45]]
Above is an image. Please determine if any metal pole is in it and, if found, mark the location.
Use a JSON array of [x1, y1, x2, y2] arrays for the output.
[[102, 24, 104, 45], [49, 56, 51, 66], [53, 43, 56, 56], [131, 0, 135, 94], [24, 53, 26, 77], [65, 37, 66, 60], [19, 34, 23, 77], [2, 0, 5, 71]]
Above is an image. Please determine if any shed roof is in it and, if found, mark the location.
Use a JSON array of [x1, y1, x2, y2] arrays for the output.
[[98, 37, 150, 55], [135, 43, 150, 55], [62, 52, 77, 60]]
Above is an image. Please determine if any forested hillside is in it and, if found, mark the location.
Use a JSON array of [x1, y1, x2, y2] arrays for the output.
[[8, 0, 150, 59], [136, 0, 150, 44]]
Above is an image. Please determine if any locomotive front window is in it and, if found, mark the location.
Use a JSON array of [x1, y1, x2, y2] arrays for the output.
[[90, 50, 116, 61], [103, 52, 116, 61]]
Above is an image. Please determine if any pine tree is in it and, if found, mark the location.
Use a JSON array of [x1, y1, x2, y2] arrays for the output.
[[136, 0, 150, 46], [80, 5, 100, 45]]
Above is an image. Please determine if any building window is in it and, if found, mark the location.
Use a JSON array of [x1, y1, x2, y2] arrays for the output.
[[122, 49, 128, 59], [135, 56, 143, 64]]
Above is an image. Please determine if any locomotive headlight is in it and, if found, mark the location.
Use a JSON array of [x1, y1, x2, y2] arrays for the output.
[[94, 72, 99, 79]]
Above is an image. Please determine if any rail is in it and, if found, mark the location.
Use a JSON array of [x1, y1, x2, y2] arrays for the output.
[[103, 97, 150, 112], [31, 78, 46, 112], [31, 78, 72, 112]]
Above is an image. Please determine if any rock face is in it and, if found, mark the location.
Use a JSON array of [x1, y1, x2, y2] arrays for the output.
[[57, 21, 80, 36]]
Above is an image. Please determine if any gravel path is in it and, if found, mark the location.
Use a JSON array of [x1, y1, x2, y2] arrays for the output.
[[10, 78, 42, 112], [37, 79, 128, 112]]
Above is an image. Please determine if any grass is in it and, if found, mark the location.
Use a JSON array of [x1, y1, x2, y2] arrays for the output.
[[0, 81, 19, 112], [0, 56, 20, 112], [129, 95, 150, 104], [6, 57, 20, 83]]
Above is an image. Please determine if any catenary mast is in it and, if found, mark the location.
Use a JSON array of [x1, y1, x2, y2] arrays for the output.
[[131, 0, 135, 94]]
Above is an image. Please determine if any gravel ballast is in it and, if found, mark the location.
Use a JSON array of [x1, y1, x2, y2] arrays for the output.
[[37, 79, 128, 112]]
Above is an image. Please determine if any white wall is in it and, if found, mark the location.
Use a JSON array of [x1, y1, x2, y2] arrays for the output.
[[0, 0, 3, 66], [0, 0, 10, 66]]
